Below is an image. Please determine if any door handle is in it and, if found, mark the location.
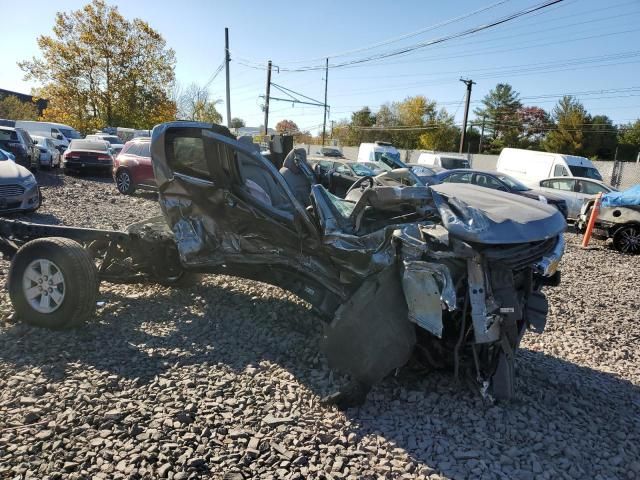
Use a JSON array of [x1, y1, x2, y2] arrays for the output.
[[225, 194, 236, 207]]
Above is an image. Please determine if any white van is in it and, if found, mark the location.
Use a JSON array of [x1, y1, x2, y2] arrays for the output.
[[416, 152, 470, 169], [357, 141, 405, 169], [15, 121, 82, 153], [496, 148, 602, 187]]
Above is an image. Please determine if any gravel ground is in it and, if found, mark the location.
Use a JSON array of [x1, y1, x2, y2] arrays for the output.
[[0, 171, 638, 480]]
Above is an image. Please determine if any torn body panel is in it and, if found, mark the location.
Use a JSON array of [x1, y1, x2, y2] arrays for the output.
[[148, 122, 567, 403]]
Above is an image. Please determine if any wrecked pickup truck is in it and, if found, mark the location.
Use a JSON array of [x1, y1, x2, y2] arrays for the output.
[[0, 122, 566, 407]]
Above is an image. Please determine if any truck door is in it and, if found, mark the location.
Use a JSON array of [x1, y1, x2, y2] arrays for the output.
[[155, 125, 319, 270]]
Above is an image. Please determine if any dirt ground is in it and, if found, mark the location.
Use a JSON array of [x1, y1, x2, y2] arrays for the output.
[[0, 171, 638, 479]]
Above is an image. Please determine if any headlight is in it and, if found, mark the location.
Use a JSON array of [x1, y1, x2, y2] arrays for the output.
[[22, 175, 37, 188]]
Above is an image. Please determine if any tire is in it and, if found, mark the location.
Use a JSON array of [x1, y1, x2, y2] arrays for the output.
[[8, 237, 99, 329], [612, 225, 640, 254], [115, 169, 136, 195]]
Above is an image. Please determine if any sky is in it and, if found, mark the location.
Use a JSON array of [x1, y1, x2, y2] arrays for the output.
[[2, 0, 640, 133]]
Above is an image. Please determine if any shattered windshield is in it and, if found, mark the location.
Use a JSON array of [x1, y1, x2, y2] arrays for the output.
[[326, 189, 356, 217], [351, 163, 375, 176], [569, 166, 602, 180]]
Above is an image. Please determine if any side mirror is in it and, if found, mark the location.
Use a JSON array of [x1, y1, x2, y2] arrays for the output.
[[56, 134, 63, 140]]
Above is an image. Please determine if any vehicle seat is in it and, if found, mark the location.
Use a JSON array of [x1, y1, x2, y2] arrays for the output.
[[236, 137, 292, 212], [279, 148, 313, 207]]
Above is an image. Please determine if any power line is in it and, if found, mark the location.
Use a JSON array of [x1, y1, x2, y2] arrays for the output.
[[262, 0, 514, 65], [235, 0, 564, 72]]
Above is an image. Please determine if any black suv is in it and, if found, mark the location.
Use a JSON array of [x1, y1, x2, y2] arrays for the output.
[[0, 127, 39, 170]]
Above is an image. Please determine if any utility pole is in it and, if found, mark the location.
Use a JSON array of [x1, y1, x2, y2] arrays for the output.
[[459, 78, 476, 154], [322, 58, 329, 146], [224, 28, 231, 128], [263, 60, 272, 135], [478, 115, 486, 153], [331, 120, 335, 139]]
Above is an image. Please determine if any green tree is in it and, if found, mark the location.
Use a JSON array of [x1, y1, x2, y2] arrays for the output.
[[19, 0, 176, 132], [0, 95, 39, 120], [543, 96, 589, 155], [584, 115, 618, 159], [618, 119, 640, 147], [474, 83, 522, 152], [347, 107, 376, 145], [230, 117, 245, 128]]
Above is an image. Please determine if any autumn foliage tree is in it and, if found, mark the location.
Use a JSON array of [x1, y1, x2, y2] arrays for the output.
[[19, 0, 177, 133], [275, 119, 300, 134]]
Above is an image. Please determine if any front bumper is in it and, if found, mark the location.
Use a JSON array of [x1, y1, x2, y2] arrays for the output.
[[0, 185, 40, 213]]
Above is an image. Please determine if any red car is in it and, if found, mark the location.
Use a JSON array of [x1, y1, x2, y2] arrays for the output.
[[112, 137, 155, 194]]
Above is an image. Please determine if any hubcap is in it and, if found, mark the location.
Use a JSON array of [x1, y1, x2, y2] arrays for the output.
[[619, 227, 640, 253], [22, 259, 66, 314], [117, 172, 131, 192]]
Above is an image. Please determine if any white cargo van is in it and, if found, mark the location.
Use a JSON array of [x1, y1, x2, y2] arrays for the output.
[[416, 152, 470, 169], [15, 121, 82, 153], [496, 148, 602, 187], [357, 141, 405, 170]]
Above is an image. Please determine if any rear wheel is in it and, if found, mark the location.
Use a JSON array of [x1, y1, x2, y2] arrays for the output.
[[8, 237, 99, 329], [612, 225, 640, 254], [115, 169, 136, 195]]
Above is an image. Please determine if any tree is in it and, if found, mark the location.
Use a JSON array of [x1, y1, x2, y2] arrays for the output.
[[19, 0, 176, 132], [418, 109, 459, 151], [275, 119, 299, 134], [543, 96, 589, 155], [0, 96, 39, 121], [230, 117, 245, 128], [474, 83, 522, 152], [584, 115, 617, 159], [177, 83, 222, 123], [618, 119, 640, 147], [517, 106, 550, 149]]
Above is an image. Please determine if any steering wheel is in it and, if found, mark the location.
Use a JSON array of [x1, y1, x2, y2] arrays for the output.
[[345, 175, 375, 196]]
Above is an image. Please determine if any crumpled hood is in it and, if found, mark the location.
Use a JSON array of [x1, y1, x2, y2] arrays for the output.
[[0, 160, 32, 184], [430, 183, 566, 244]]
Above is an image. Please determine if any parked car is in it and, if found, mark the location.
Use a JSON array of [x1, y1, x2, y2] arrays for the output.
[[0, 127, 39, 170], [435, 169, 569, 218], [86, 133, 125, 157], [577, 185, 640, 254], [15, 120, 82, 153], [112, 137, 154, 194], [497, 148, 602, 187], [62, 139, 113, 174], [0, 148, 15, 161], [538, 177, 617, 219], [315, 147, 344, 158], [408, 164, 442, 185], [0, 149, 40, 213], [308, 158, 377, 197], [32, 136, 61, 168], [416, 152, 470, 169]]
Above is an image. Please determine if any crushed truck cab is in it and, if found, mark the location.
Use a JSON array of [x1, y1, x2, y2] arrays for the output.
[[0, 122, 566, 406]]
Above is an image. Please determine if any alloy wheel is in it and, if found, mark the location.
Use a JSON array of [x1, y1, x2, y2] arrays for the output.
[[22, 259, 66, 313]]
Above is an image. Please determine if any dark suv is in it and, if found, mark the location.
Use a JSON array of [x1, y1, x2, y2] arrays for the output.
[[0, 127, 39, 170], [112, 137, 155, 194]]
